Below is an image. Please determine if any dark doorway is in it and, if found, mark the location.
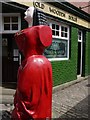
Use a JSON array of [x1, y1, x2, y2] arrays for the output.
[[2, 34, 19, 83]]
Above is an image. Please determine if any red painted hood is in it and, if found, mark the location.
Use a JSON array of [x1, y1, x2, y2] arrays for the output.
[[14, 25, 52, 56]]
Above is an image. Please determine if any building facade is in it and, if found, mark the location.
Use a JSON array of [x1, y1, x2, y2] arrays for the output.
[[0, 0, 90, 86]]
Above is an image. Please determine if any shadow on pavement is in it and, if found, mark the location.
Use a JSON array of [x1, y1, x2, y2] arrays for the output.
[[86, 84, 90, 87], [59, 96, 89, 120]]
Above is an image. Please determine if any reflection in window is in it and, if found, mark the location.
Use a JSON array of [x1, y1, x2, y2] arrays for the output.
[[44, 39, 68, 58]]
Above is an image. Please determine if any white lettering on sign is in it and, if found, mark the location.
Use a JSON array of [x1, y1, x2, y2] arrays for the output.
[[33, 2, 45, 9], [49, 7, 65, 18], [68, 15, 77, 22], [31, 2, 89, 28], [33, 2, 77, 23]]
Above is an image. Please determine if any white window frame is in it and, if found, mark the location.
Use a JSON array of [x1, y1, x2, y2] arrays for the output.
[[2, 13, 21, 33], [60, 25, 69, 40], [51, 23, 60, 38], [46, 20, 70, 61]]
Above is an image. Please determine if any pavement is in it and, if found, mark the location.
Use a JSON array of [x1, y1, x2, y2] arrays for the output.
[[0, 76, 89, 119], [52, 76, 89, 119]]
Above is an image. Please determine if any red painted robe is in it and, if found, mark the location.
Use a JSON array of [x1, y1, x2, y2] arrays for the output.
[[12, 25, 52, 120]]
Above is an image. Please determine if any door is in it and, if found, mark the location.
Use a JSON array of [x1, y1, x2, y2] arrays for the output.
[[2, 34, 19, 83], [77, 42, 81, 75], [77, 30, 83, 76]]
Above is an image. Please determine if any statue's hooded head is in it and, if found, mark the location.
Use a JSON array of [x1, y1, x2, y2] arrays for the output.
[[15, 7, 52, 57]]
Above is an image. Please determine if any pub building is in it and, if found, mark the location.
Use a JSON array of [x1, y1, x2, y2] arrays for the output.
[[0, 0, 90, 86]]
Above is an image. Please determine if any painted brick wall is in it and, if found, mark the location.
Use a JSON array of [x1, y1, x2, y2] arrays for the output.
[[51, 27, 78, 86], [85, 31, 90, 76]]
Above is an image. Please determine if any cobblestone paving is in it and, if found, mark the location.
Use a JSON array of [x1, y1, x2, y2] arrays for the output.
[[52, 79, 88, 119], [0, 104, 14, 120]]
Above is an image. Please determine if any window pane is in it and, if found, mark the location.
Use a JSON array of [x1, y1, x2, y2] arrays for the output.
[[56, 25, 59, 30], [78, 31, 81, 36], [79, 36, 81, 40], [4, 24, 10, 30], [12, 24, 18, 30], [61, 31, 68, 38], [58, 42, 66, 56], [61, 32, 64, 37], [4, 17, 10, 23], [65, 27, 67, 32], [12, 17, 18, 22], [44, 39, 68, 58], [61, 26, 64, 31], [52, 24, 55, 29], [52, 30, 55, 35], [61, 26, 68, 38], [56, 31, 59, 36], [65, 33, 67, 37]]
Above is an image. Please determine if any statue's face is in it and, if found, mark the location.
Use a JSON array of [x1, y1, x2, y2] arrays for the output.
[[24, 7, 34, 20]]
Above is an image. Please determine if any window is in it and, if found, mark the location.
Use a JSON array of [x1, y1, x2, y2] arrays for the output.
[[44, 20, 70, 61], [2, 13, 21, 33], [78, 30, 82, 42], [61, 26, 68, 38], [52, 24, 59, 36]]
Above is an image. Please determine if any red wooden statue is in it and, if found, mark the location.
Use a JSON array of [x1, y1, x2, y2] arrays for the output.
[[12, 7, 52, 120]]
